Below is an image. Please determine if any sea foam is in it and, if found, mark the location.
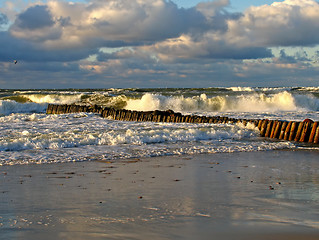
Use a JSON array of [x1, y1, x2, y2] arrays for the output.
[[0, 100, 47, 115], [1, 88, 318, 166], [0, 113, 296, 165], [22, 94, 82, 104], [124, 91, 317, 113]]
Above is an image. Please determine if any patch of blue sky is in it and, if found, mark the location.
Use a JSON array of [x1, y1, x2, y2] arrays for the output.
[[0, 0, 284, 11], [172, 0, 283, 11]]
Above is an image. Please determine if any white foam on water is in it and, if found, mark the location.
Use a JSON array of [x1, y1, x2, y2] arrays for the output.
[[23, 94, 83, 104], [0, 113, 256, 152], [0, 113, 300, 165], [125, 91, 318, 113], [0, 88, 318, 165], [0, 100, 47, 115], [227, 87, 255, 92]]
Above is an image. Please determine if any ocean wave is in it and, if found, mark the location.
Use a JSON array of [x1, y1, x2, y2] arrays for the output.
[[0, 113, 298, 165], [227, 87, 255, 92], [1, 93, 83, 104], [0, 116, 257, 152], [1, 88, 319, 115], [22, 94, 83, 104], [80, 94, 128, 108], [125, 91, 319, 113], [0, 100, 47, 115], [227, 87, 292, 92], [293, 87, 319, 93]]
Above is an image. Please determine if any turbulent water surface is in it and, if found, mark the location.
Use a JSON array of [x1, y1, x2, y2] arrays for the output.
[[1, 87, 319, 165]]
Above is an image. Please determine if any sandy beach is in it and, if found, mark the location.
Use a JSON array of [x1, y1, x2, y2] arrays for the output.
[[1, 149, 319, 240], [2, 0, 319, 238]]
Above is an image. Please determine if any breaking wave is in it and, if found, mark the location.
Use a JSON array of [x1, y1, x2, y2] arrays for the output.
[[0, 87, 318, 165], [1, 88, 319, 116], [125, 91, 319, 113], [0, 100, 47, 115]]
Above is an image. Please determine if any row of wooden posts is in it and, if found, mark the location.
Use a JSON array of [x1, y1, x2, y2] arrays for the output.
[[46, 104, 319, 144]]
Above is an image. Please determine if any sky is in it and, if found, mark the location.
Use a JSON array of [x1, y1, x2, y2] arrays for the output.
[[0, 0, 319, 89]]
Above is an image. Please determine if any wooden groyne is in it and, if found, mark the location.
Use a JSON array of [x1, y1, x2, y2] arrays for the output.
[[46, 104, 319, 144]]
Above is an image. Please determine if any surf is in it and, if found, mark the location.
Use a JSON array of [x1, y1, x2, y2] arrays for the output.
[[125, 91, 318, 113]]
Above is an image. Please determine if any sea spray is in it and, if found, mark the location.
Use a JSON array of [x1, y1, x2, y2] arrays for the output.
[[24, 94, 82, 104], [0, 100, 47, 115], [1, 87, 319, 115], [0, 87, 318, 165], [0, 112, 295, 165], [125, 91, 305, 113]]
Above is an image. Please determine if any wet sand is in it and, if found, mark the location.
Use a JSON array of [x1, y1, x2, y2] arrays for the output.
[[1, 150, 319, 240]]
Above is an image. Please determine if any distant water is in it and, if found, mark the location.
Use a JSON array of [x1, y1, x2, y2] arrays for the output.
[[1, 87, 319, 165]]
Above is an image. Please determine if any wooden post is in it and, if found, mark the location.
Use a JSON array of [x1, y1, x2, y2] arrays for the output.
[[46, 104, 52, 114], [260, 120, 268, 137], [265, 120, 273, 138], [284, 121, 292, 140], [279, 121, 288, 140], [270, 120, 278, 138], [272, 121, 282, 139], [257, 120, 263, 130], [294, 121, 304, 142], [309, 122, 318, 143], [314, 125, 319, 144], [299, 119, 313, 142], [288, 122, 299, 141]]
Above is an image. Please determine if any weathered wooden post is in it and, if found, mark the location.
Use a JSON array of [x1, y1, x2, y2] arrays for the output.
[[299, 119, 313, 142], [309, 122, 318, 143], [288, 122, 299, 141]]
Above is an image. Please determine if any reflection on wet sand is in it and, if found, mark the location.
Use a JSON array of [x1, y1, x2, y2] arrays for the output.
[[1, 150, 319, 240]]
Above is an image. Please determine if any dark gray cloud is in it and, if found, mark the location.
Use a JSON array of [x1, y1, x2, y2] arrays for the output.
[[2, 56, 318, 89], [15, 5, 55, 30], [57, 16, 71, 27], [0, 12, 8, 26], [0, 32, 98, 62], [195, 0, 243, 33], [96, 52, 118, 62], [279, 50, 298, 63], [274, 49, 311, 64], [204, 44, 273, 60]]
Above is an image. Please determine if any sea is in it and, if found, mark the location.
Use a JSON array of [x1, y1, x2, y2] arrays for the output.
[[1, 87, 319, 166]]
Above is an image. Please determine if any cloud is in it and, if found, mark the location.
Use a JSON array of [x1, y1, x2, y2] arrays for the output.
[[196, 0, 242, 31], [8, 0, 319, 58], [9, 0, 209, 50], [0, 12, 8, 26], [138, 0, 319, 62], [1, 0, 319, 88], [6, 0, 249, 62], [144, 33, 272, 62], [0, 31, 98, 62], [6, 0, 319, 46], [15, 5, 54, 30], [226, 0, 319, 47]]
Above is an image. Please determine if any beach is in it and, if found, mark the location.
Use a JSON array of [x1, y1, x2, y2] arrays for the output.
[[1, 0, 319, 237], [1, 149, 319, 240], [1, 88, 319, 239]]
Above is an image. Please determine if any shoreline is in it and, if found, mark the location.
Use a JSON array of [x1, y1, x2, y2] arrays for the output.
[[1, 150, 319, 239], [46, 103, 319, 144]]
